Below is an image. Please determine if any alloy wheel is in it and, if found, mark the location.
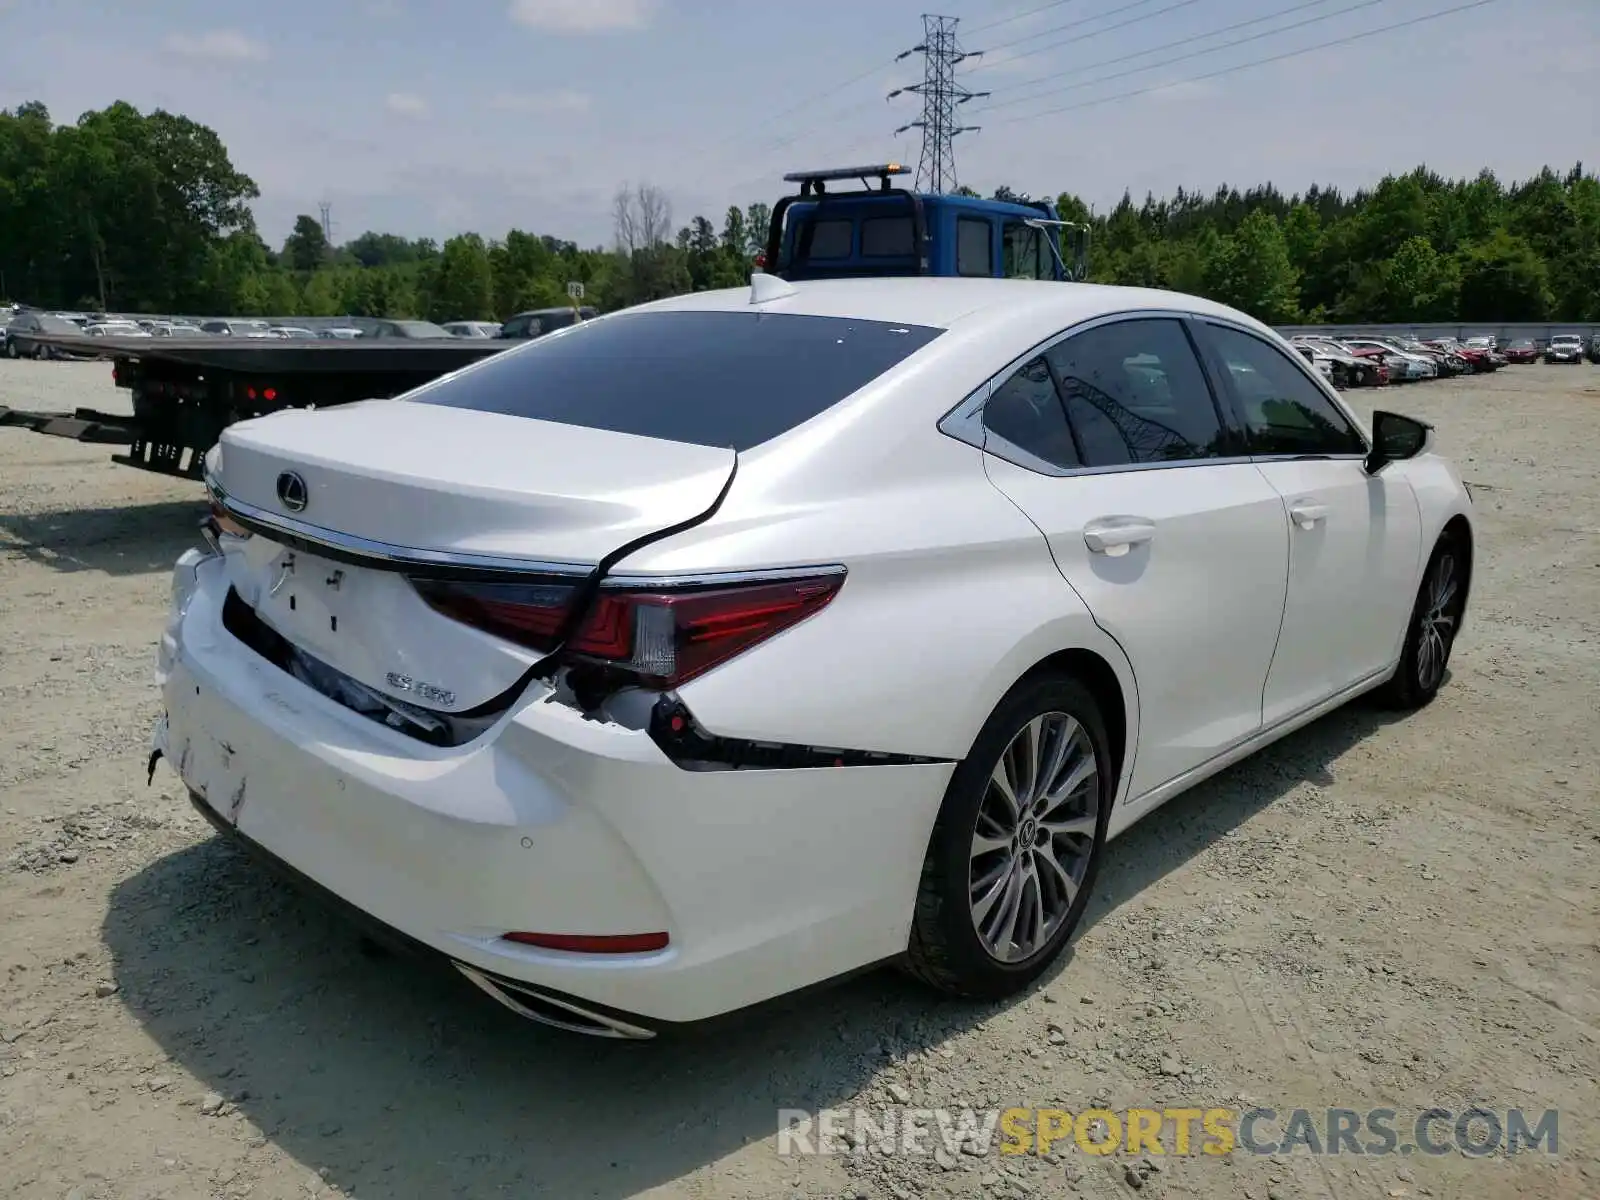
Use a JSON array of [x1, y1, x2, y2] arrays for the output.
[[969, 713, 1098, 963], [1416, 550, 1460, 691]]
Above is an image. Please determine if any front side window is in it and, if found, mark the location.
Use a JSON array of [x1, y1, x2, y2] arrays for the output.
[[411, 310, 943, 452], [982, 357, 1079, 470], [956, 218, 992, 277], [1044, 318, 1231, 467], [1197, 323, 1366, 456], [1002, 221, 1050, 280]]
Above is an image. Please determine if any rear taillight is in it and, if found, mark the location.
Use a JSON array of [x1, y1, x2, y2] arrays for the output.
[[412, 571, 844, 688]]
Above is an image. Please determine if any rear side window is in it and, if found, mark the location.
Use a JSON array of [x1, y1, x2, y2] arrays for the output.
[[1044, 318, 1230, 467], [410, 310, 944, 452], [956, 218, 992, 277], [983, 358, 1080, 470], [861, 216, 915, 258], [802, 219, 853, 260]]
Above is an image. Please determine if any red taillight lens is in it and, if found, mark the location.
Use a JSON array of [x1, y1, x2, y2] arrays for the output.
[[413, 572, 844, 688]]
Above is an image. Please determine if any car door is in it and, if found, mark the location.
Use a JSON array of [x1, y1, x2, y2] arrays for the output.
[[969, 314, 1291, 801], [1192, 320, 1423, 724]]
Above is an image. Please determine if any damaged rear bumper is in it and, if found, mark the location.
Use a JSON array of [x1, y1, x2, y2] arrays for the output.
[[149, 553, 952, 1030]]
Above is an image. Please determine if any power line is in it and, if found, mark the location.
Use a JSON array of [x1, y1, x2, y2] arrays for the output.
[[975, 0, 1339, 106], [751, 93, 889, 160], [969, 0, 1206, 71], [694, 56, 899, 167], [961, 0, 1087, 36], [988, 0, 1501, 125], [976, 0, 1392, 113]]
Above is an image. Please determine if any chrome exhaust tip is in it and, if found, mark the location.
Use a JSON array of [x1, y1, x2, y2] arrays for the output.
[[453, 962, 656, 1040]]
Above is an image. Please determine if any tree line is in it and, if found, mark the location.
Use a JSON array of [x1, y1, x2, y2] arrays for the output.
[[2, 100, 1597, 326]]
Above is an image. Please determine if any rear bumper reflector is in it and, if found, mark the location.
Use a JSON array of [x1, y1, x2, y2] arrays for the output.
[[501, 931, 669, 954]]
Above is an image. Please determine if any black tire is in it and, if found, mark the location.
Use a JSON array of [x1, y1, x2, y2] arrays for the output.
[[3, 340, 15, 359], [33, 343, 49, 361], [904, 673, 1114, 1000], [1376, 531, 1468, 710]]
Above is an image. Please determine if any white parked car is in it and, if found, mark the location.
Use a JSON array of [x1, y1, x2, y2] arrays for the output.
[[84, 321, 150, 338], [154, 278, 1475, 1038], [1545, 334, 1584, 364], [442, 320, 503, 339]]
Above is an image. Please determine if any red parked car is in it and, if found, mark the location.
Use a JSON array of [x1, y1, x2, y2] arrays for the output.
[[1502, 339, 1539, 364]]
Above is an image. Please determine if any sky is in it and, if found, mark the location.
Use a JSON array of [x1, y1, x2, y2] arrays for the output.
[[1, 0, 1596, 251]]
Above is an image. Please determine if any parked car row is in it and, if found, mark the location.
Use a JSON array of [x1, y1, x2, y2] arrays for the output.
[[1287, 333, 1522, 388]]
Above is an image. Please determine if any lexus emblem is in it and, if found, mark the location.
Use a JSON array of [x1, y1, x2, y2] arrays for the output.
[[275, 471, 308, 513]]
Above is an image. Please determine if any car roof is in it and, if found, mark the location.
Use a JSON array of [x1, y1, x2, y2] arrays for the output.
[[626, 277, 1271, 340]]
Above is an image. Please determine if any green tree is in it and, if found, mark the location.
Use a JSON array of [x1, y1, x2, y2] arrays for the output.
[[282, 214, 330, 273], [427, 233, 494, 321], [1201, 210, 1300, 323], [1456, 231, 1553, 320]]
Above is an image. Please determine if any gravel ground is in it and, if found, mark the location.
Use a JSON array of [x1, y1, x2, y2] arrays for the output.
[[1, 358, 1598, 1200]]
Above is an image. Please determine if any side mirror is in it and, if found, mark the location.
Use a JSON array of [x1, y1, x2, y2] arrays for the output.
[[1365, 410, 1432, 474]]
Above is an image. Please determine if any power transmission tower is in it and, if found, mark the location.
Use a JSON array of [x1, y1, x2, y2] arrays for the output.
[[318, 201, 334, 245], [888, 15, 990, 194]]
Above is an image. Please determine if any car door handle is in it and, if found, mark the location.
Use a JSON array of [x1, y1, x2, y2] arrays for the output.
[[1084, 518, 1156, 556], [1289, 502, 1329, 529]]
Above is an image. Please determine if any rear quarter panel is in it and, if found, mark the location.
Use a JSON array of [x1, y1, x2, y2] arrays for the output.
[[630, 430, 1140, 780]]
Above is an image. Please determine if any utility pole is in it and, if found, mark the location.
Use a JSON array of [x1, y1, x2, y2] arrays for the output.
[[888, 15, 989, 194]]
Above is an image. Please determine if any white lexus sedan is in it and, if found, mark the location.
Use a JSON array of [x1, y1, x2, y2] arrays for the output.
[[153, 277, 1474, 1038]]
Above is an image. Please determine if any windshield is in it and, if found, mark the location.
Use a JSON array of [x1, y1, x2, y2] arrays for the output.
[[1551, 335, 1581, 345], [410, 310, 944, 451]]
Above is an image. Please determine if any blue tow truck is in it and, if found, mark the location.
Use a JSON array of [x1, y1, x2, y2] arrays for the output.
[[762, 162, 1089, 283], [5, 163, 1092, 478]]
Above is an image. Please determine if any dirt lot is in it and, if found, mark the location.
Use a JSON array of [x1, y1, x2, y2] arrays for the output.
[[1, 358, 1597, 1200]]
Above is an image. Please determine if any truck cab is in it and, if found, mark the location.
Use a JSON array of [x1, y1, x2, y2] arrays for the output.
[[763, 163, 1088, 284]]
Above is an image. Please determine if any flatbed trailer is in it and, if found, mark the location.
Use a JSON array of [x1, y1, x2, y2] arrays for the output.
[[0, 334, 511, 478]]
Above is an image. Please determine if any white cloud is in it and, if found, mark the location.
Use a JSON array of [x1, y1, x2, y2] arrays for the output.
[[385, 91, 429, 117], [162, 30, 269, 62], [488, 89, 592, 114], [507, 0, 654, 34]]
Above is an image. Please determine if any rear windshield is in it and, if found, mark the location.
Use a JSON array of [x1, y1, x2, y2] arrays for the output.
[[409, 310, 943, 451]]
